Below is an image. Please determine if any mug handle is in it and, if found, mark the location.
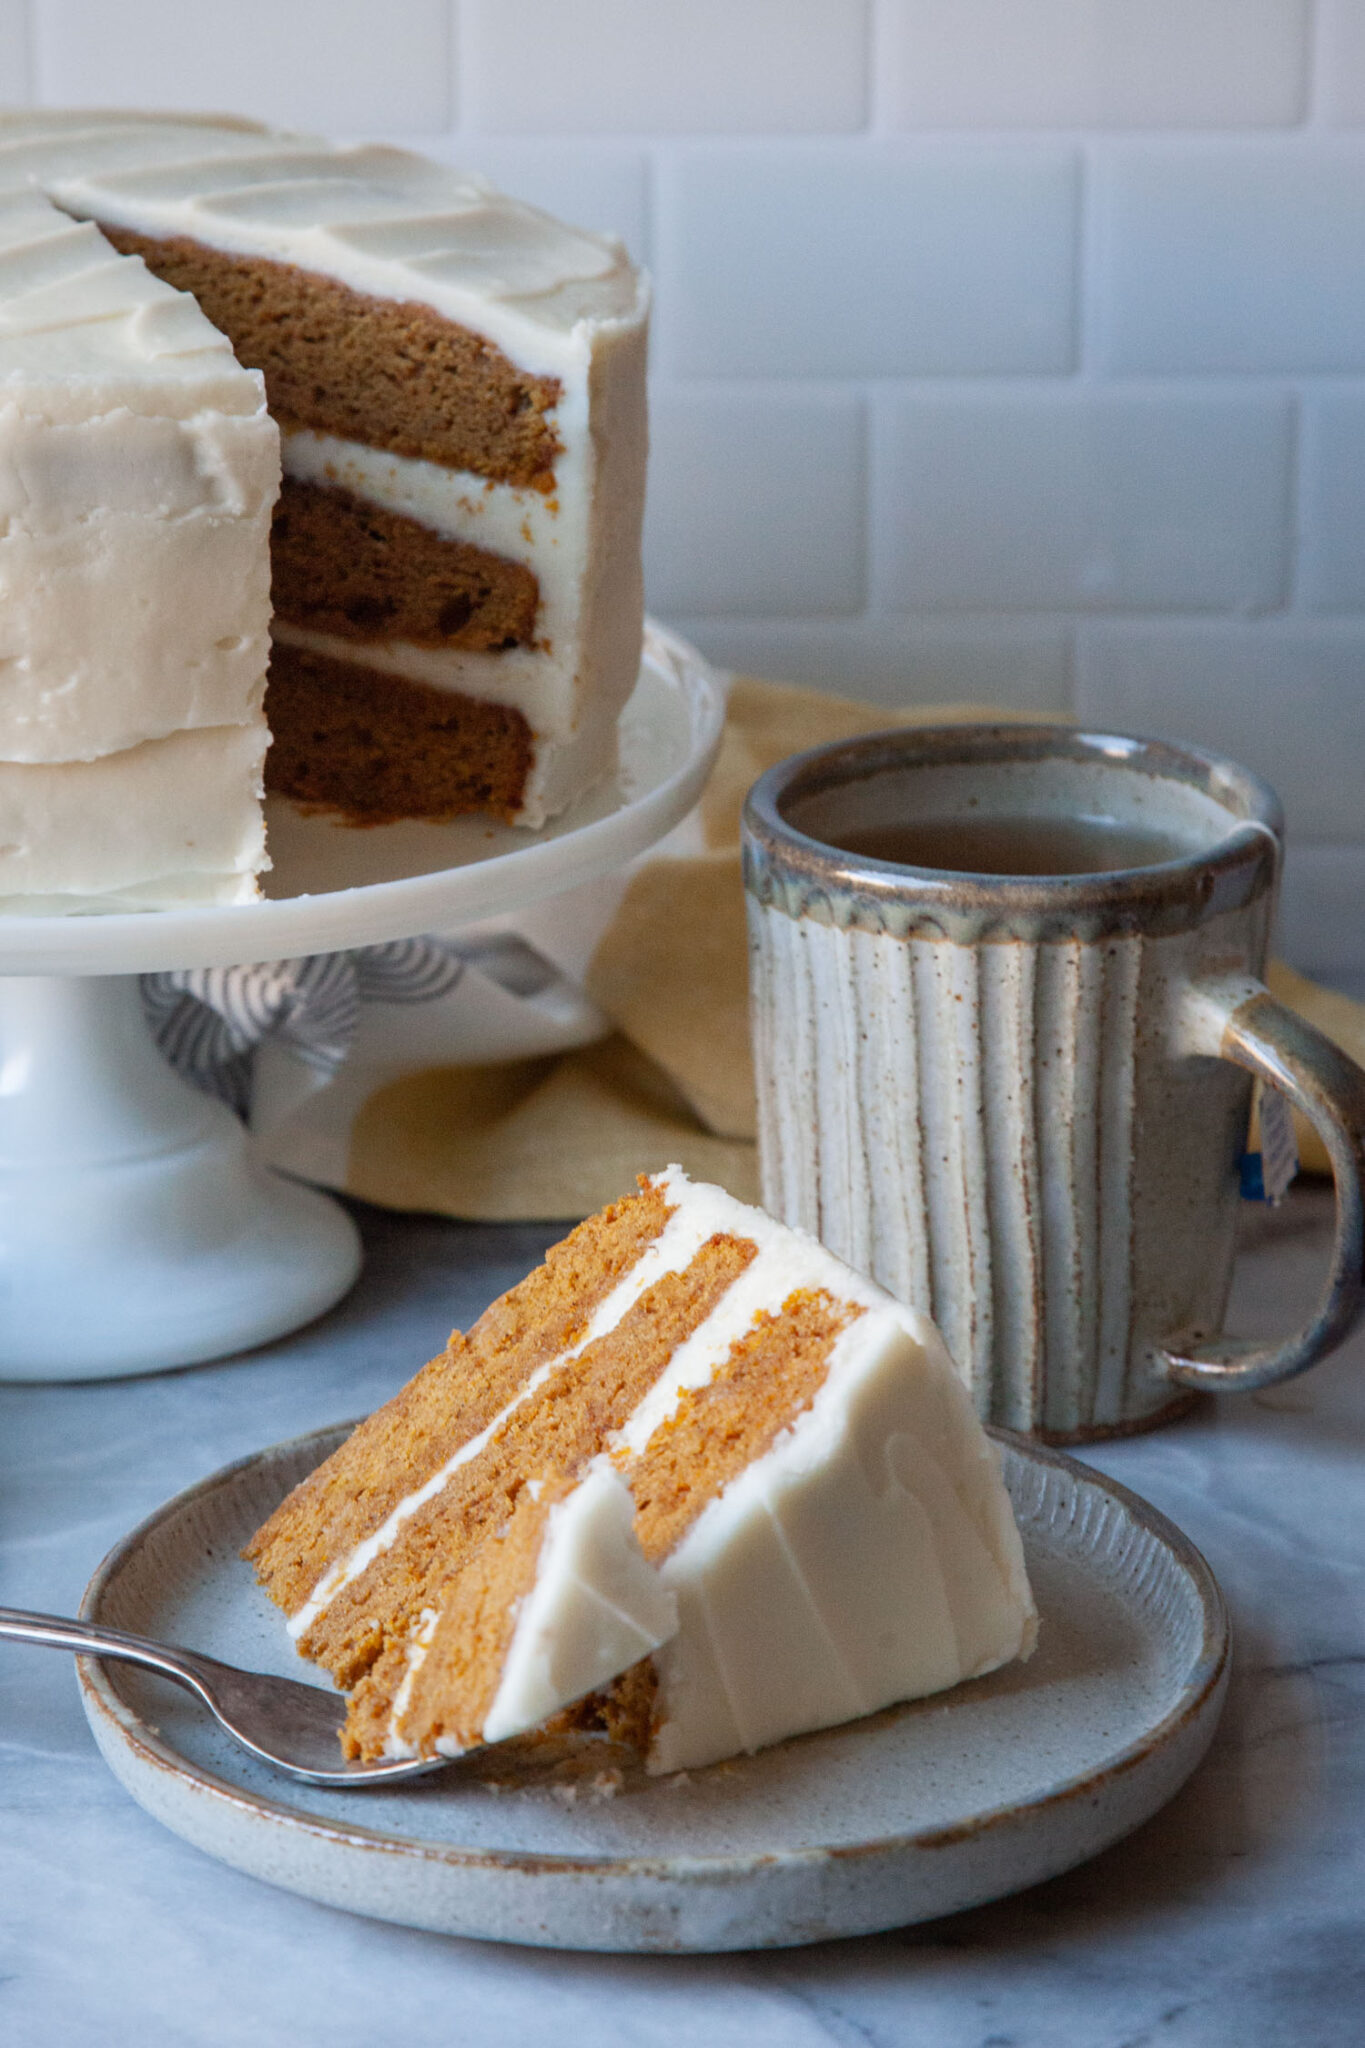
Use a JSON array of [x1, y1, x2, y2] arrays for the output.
[[1159, 974, 1365, 1394]]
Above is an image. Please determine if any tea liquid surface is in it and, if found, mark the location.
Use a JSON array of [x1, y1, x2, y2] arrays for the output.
[[829, 814, 1199, 877]]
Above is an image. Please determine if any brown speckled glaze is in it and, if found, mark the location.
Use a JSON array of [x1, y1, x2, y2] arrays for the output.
[[743, 725, 1365, 1437]]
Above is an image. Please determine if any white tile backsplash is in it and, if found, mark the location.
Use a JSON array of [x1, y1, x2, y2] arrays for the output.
[[885, 0, 1310, 131], [14, 0, 1365, 970], [644, 389, 864, 615], [32, 0, 453, 133], [657, 146, 1078, 375], [463, 0, 868, 135], [666, 615, 1073, 711], [1096, 145, 1365, 372], [0, 1, 29, 102], [1076, 622, 1365, 841], [874, 390, 1292, 613]]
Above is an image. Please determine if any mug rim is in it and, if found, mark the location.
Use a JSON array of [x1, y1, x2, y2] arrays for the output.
[[744, 722, 1281, 917], [742, 723, 1283, 943]]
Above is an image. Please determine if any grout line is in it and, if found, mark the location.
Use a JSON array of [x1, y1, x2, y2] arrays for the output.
[[1303, 0, 1327, 131], [854, 387, 871, 614], [20, 0, 36, 103], [865, 0, 895, 138], [1072, 142, 1098, 382], [1284, 383, 1308, 614], [447, 0, 463, 134]]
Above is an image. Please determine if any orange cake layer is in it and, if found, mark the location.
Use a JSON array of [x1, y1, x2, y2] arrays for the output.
[[292, 1232, 752, 1696], [271, 480, 540, 651], [342, 1481, 570, 1761], [98, 225, 563, 485], [627, 1287, 858, 1564], [263, 643, 534, 823], [246, 1183, 670, 1616]]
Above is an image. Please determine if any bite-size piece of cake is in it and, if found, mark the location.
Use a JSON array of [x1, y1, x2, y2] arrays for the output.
[[246, 1168, 1036, 1772]]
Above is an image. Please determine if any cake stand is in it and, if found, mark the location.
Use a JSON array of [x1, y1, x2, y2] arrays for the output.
[[0, 625, 725, 1382]]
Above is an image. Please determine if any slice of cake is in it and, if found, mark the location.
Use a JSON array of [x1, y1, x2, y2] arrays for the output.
[[0, 111, 648, 846], [246, 1168, 1036, 1772]]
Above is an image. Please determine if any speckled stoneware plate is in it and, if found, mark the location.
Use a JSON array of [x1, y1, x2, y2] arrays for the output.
[[77, 1425, 1228, 1954]]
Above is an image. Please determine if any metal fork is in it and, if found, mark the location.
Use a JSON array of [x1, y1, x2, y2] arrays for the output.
[[0, 1607, 447, 1788]]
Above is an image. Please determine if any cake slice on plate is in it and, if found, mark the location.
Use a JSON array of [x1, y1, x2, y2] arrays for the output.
[[245, 1167, 1036, 1771]]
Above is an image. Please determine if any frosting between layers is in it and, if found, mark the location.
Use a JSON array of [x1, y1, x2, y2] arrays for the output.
[[278, 429, 586, 717]]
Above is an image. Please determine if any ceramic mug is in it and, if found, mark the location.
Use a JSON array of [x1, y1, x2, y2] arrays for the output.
[[742, 724, 1365, 1441]]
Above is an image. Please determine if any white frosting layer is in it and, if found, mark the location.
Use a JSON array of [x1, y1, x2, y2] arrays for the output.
[[0, 722, 268, 906], [3, 119, 647, 379], [0, 404, 277, 763], [0, 145, 277, 906], [385, 1606, 440, 1752], [276, 427, 589, 781]]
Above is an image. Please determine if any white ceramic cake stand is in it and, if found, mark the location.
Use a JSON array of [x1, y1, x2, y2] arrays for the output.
[[0, 626, 725, 1382]]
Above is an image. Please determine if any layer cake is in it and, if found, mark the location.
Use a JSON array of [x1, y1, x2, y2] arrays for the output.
[[246, 1168, 1037, 1773], [0, 112, 649, 910]]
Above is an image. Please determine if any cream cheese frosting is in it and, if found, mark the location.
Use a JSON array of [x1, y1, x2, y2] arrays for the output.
[[0, 140, 277, 909]]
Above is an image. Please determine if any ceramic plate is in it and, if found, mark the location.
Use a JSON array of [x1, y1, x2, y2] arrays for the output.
[[77, 1426, 1228, 1954]]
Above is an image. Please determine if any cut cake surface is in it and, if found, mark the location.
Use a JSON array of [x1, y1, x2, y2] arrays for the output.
[[246, 1168, 1037, 1773]]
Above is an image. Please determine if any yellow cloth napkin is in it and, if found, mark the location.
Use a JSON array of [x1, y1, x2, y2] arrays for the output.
[[319, 677, 1348, 1219]]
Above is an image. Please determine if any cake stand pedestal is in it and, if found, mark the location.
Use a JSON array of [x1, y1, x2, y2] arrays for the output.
[[0, 626, 724, 1381]]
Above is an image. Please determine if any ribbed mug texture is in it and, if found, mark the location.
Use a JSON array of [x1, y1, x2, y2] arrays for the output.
[[743, 727, 1282, 1440]]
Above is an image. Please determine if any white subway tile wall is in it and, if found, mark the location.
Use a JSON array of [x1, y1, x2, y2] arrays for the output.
[[7, 0, 1365, 973], [0, 2, 27, 102], [884, 1, 1312, 130], [32, 1, 455, 134], [872, 389, 1293, 613], [644, 389, 865, 615]]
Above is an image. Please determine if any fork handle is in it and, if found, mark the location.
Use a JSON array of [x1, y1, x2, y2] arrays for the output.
[[0, 1605, 214, 1697]]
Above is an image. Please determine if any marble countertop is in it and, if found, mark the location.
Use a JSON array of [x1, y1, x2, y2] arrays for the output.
[[3, 1186, 1363, 2047]]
